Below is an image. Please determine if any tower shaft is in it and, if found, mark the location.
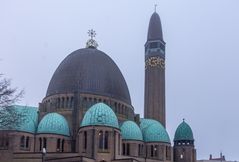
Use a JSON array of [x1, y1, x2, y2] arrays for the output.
[[144, 12, 166, 127]]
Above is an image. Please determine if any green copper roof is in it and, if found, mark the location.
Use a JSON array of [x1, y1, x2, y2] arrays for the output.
[[174, 120, 194, 141], [81, 103, 119, 129], [140, 119, 170, 143], [120, 121, 143, 141], [0, 105, 38, 134], [37, 113, 70, 136]]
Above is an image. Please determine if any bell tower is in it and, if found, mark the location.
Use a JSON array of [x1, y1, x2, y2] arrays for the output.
[[144, 11, 166, 127]]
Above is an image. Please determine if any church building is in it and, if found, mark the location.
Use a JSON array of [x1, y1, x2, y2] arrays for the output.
[[0, 11, 196, 162]]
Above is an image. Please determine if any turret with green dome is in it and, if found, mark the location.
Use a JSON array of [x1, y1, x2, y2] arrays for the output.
[[174, 119, 194, 142], [37, 113, 70, 136], [121, 121, 143, 141], [80, 103, 119, 129]]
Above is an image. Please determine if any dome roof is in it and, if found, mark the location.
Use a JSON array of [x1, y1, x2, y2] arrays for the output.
[[174, 120, 194, 141], [46, 48, 131, 105], [140, 119, 170, 143], [120, 121, 143, 141], [0, 105, 38, 134], [147, 12, 163, 41], [81, 103, 119, 129], [37, 113, 70, 136]]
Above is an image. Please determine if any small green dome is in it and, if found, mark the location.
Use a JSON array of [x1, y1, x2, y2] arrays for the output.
[[140, 119, 170, 143], [174, 120, 194, 141], [0, 105, 38, 134], [37, 113, 70, 136], [120, 121, 143, 141], [81, 103, 119, 129]]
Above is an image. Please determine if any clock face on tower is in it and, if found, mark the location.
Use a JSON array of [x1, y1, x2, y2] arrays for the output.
[[145, 56, 165, 69]]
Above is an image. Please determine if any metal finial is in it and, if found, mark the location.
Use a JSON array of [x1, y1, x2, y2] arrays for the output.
[[88, 29, 96, 39], [154, 4, 157, 12], [183, 118, 185, 122], [86, 29, 98, 48]]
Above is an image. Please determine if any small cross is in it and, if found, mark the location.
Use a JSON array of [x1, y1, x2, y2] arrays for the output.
[[154, 4, 157, 12], [88, 29, 96, 39]]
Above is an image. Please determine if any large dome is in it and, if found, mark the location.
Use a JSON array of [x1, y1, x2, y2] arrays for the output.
[[46, 48, 131, 104]]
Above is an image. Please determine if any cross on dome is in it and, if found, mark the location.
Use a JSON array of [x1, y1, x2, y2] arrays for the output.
[[86, 29, 98, 48]]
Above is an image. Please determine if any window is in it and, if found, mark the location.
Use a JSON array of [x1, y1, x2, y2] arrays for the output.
[[61, 97, 65, 108], [126, 143, 130, 156], [43, 138, 47, 149], [154, 145, 158, 157], [138, 144, 141, 156], [99, 131, 103, 149], [66, 97, 69, 108], [20, 136, 25, 148], [26, 136, 29, 148], [104, 131, 108, 149], [39, 138, 42, 151], [70, 97, 74, 108], [61, 139, 65, 152], [151, 145, 154, 157], [57, 138, 61, 151], [84, 131, 87, 150], [122, 143, 126, 155], [57, 98, 60, 108]]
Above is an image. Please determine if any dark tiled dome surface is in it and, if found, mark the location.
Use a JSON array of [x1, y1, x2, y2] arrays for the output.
[[46, 48, 131, 105]]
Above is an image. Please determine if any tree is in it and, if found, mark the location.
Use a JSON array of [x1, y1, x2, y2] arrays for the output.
[[0, 74, 24, 129]]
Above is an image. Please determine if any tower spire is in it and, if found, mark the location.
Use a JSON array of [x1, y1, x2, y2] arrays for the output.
[[154, 4, 157, 12]]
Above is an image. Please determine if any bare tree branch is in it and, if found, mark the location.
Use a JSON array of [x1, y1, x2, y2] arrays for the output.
[[0, 74, 25, 129]]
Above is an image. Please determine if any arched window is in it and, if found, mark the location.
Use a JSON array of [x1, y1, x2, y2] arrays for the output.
[[43, 138, 47, 149], [84, 131, 87, 150], [61, 139, 65, 152], [57, 138, 61, 151], [25, 136, 29, 148], [104, 131, 109, 149], [39, 138, 42, 151], [20, 136, 25, 148], [99, 131, 103, 149]]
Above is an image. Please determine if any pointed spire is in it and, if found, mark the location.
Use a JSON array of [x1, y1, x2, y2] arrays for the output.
[[147, 12, 163, 41]]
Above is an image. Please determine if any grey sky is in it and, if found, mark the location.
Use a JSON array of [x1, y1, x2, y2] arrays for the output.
[[0, 0, 239, 160]]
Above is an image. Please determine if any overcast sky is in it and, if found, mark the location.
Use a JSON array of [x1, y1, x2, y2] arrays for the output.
[[1, 0, 239, 160]]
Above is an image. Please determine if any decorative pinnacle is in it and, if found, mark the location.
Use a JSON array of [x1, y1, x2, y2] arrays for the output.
[[183, 118, 185, 122], [86, 29, 98, 48], [154, 4, 157, 12]]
